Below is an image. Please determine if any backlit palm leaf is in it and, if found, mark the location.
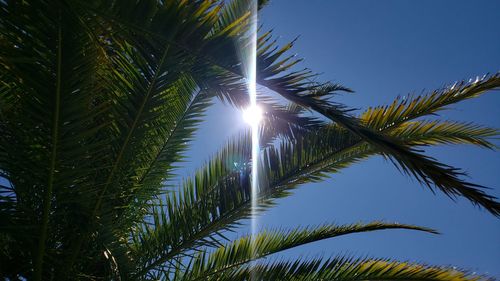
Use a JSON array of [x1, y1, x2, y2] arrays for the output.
[[183, 222, 437, 280], [217, 257, 485, 281], [0, 0, 498, 280], [129, 79, 498, 276]]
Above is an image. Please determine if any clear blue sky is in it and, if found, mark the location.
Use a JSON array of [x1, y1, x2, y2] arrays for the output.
[[184, 0, 500, 277]]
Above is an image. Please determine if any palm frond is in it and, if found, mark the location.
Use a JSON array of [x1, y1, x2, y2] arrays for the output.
[[131, 85, 499, 274], [175, 0, 500, 218], [361, 75, 500, 130], [130, 131, 254, 276], [55, 1, 228, 274], [393, 120, 497, 149], [1, 0, 498, 279], [216, 256, 486, 281], [156, 1, 500, 216], [1, 1, 116, 278], [183, 222, 437, 280]]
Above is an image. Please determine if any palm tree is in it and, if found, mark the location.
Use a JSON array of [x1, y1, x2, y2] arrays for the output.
[[1, 0, 499, 280]]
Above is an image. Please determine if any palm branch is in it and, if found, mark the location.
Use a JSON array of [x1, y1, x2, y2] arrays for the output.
[[0, 0, 498, 280]]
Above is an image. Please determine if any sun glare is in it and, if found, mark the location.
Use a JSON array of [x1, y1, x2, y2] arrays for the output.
[[243, 105, 262, 126], [242, 1, 259, 275]]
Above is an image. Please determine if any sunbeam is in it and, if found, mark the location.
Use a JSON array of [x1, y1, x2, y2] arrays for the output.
[[244, 0, 259, 275]]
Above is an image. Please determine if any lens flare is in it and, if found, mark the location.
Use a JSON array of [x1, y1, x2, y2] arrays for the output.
[[236, 0, 259, 276], [245, 1, 259, 275], [243, 105, 263, 126]]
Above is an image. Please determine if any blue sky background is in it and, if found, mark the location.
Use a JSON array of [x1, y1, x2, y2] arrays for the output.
[[183, 0, 500, 277]]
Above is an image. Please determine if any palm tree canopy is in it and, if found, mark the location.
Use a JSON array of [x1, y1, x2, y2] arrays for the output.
[[0, 0, 498, 280]]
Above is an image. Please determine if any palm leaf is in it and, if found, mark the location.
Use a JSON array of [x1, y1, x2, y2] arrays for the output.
[[393, 120, 497, 149], [131, 80, 499, 274], [183, 222, 437, 280], [1, 1, 116, 278], [361, 75, 499, 130], [1, 0, 498, 279], [218, 256, 486, 281]]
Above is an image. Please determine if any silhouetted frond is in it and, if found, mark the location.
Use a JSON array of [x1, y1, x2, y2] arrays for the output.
[[217, 256, 487, 281], [0, 0, 498, 279]]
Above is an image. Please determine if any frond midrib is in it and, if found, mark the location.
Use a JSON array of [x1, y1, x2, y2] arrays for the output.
[[33, 14, 62, 281]]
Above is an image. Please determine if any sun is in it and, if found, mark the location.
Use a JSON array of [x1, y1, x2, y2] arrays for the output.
[[242, 105, 263, 126]]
